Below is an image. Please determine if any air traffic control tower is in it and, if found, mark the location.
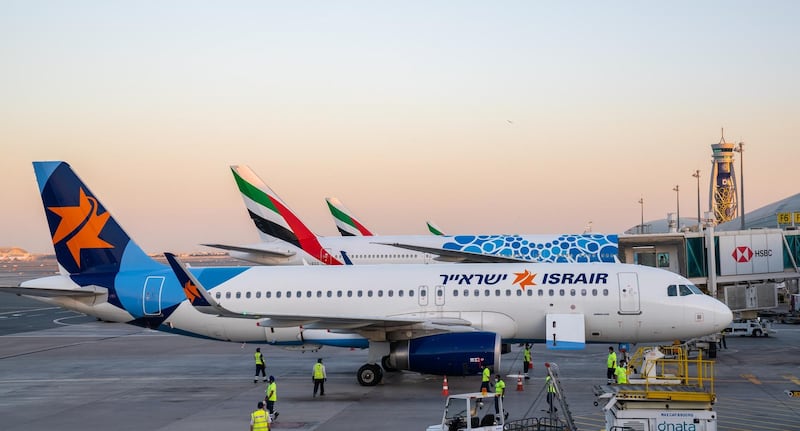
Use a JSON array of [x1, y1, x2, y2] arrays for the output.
[[709, 134, 738, 224]]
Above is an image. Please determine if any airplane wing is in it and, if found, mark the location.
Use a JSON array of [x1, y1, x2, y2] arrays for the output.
[[374, 242, 532, 263], [164, 253, 476, 337], [201, 243, 296, 258]]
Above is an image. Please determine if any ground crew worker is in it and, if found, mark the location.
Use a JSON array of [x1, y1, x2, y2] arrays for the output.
[[313, 358, 327, 397], [254, 348, 266, 383], [493, 374, 505, 414], [250, 401, 271, 431], [606, 346, 617, 384], [264, 376, 279, 420], [523, 344, 532, 379], [545, 375, 557, 413], [479, 362, 491, 393], [614, 360, 628, 384]]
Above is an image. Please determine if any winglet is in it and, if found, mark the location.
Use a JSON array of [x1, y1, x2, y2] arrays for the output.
[[325, 197, 374, 236], [164, 252, 259, 319]]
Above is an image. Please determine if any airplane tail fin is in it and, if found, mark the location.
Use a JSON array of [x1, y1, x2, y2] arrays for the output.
[[230, 165, 342, 265], [325, 197, 374, 236], [426, 221, 446, 236], [33, 161, 161, 277]]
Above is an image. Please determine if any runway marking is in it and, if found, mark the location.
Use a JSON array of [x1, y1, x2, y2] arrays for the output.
[[741, 373, 761, 384], [0, 307, 61, 315]]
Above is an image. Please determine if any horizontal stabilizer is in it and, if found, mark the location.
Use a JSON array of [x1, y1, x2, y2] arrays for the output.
[[545, 313, 586, 350], [0, 285, 105, 298], [202, 243, 295, 258]]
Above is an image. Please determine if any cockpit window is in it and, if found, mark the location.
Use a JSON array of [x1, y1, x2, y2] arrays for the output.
[[687, 284, 704, 294], [679, 285, 693, 296], [668, 285, 678, 297]]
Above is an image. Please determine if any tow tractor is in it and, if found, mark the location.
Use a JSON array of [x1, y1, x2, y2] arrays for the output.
[[427, 363, 577, 431]]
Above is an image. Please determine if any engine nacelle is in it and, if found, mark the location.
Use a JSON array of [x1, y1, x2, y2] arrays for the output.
[[388, 332, 501, 376]]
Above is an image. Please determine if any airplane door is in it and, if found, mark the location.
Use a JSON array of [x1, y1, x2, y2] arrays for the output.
[[617, 272, 641, 314], [418, 285, 428, 306], [143, 276, 165, 315], [434, 285, 445, 306]]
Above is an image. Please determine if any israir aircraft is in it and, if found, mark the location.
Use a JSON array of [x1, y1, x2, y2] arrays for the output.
[[205, 165, 621, 265], [326, 197, 374, 236], [3, 161, 733, 386]]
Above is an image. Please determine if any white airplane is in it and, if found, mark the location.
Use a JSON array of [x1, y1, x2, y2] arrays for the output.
[[325, 196, 375, 236], [3, 161, 733, 387], [206, 165, 621, 265]]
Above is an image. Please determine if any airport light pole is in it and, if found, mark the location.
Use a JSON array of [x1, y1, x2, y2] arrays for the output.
[[638, 197, 644, 234], [735, 142, 745, 230], [692, 170, 701, 228], [673, 185, 680, 232]]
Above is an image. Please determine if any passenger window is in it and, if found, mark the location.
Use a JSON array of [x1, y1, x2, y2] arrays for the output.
[[296, 290, 302, 298], [495, 289, 501, 296], [548, 289, 554, 296], [266, 292, 271, 299], [453, 290, 459, 297], [215, 292, 221, 299], [463, 289, 469, 297], [559, 289, 565, 296], [286, 291, 292, 298], [378, 290, 384, 297], [398, 290, 403, 297], [306, 291, 312, 298], [668, 285, 677, 297], [505, 289, 511, 296], [236, 292, 241, 299], [527, 289, 533, 296], [368, 291, 373, 297], [316, 291, 322, 298], [474, 289, 479, 297], [516, 290, 522, 296], [484, 289, 490, 296], [347, 291, 353, 297], [603, 289, 609, 296], [581, 289, 587, 296], [570, 289, 576, 296], [255, 292, 260, 299], [388, 290, 393, 297], [337, 291, 342, 297], [409, 290, 414, 297], [326, 291, 332, 298], [358, 290, 363, 297], [275, 292, 281, 298], [538, 289, 544, 296], [592, 289, 598, 296]]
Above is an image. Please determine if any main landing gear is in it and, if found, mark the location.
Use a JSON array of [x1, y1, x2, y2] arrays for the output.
[[357, 363, 383, 386]]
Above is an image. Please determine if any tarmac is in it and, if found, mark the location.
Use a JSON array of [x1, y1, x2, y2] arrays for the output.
[[2, 269, 800, 430]]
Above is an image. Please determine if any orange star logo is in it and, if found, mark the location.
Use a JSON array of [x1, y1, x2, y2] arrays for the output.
[[47, 187, 113, 268], [512, 269, 537, 290], [182, 280, 201, 304]]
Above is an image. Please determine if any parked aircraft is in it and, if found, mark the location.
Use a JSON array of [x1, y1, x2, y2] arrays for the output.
[[325, 196, 374, 236], [205, 165, 621, 265], [3, 161, 733, 387]]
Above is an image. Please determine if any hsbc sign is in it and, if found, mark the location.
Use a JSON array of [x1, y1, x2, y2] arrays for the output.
[[732, 246, 753, 263], [720, 233, 783, 276]]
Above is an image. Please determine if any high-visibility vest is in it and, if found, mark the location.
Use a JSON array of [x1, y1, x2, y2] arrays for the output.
[[314, 363, 325, 379], [545, 376, 556, 393], [266, 382, 277, 401], [255, 352, 264, 366], [615, 366, 628, 384], [482, 367, 491, 382], [523, 348, 531, 362], [495, 379, 505, 395], [251, 409, 269, 431], [607, 352, 617, 368]]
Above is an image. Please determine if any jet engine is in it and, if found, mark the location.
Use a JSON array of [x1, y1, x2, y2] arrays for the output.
[[388, 332, 501, 376]]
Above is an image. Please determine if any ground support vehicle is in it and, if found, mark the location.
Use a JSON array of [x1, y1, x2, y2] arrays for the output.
[[724, 319, 776, 337], [595, 344, 718, 431]]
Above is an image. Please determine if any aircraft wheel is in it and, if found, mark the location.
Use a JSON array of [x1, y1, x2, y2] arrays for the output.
[[381, 355, 399, 372], [752, 329, 762, 337], [357, 364, 383, 386]]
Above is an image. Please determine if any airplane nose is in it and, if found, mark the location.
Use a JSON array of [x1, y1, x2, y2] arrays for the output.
[[713, 299, 733, 329]]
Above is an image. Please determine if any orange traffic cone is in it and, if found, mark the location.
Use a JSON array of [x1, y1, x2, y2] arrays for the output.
[[516, 375, 524, 391], [442, 375, 449, 396]]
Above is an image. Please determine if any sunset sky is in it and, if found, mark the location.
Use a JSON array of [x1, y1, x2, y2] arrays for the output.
[[2, 1, 798, 254]]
